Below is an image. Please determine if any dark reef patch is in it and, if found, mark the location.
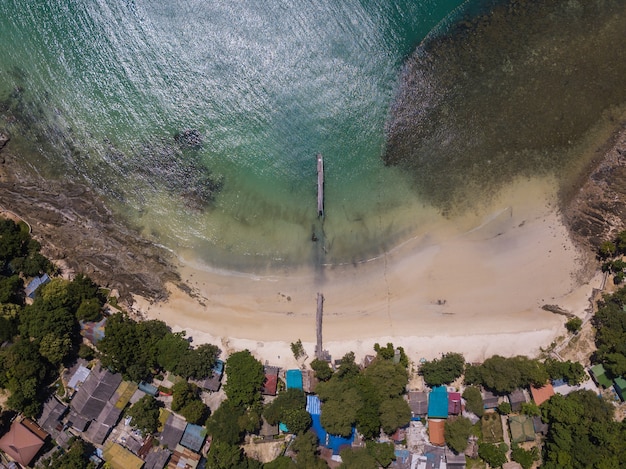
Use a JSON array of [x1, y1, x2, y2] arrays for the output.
[[385, 0, 626, 214]]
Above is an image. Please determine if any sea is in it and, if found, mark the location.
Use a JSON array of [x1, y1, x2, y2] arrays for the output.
[[1, 0, 625, 271]]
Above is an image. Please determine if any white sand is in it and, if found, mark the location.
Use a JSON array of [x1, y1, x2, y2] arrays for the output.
[[133, 176, 602, 367]]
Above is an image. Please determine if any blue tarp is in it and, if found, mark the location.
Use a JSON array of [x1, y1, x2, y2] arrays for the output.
[[213, 360, 224, 376], [428, 386, 448, 418], [138, 381, 159, 396], [286, 369, 303, 390]]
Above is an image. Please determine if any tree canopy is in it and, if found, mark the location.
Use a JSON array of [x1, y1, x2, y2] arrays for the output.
[[419, 352, 465, 387], [541, 390, 626, 468], [223, 350, 265, 407], [444, 416, 473, 454], [127, 395, 161, 435]]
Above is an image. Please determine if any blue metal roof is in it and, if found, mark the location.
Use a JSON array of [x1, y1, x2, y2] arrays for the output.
[[428, 386, 449, 418], [180, 423, 206, 452], [25, 273, 50, 298], [286, 369, 303, 390]]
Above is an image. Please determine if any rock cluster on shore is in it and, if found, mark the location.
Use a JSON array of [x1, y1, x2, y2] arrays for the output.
[[562, 124, 626, 251], [0, 142, 180, 303]]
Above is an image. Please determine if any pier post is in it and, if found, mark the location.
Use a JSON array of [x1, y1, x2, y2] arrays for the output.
[[315, 292, 324, 360], [317, 154, 324, 218]]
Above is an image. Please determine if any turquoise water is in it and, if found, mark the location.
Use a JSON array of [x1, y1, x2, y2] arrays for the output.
[[1, 0, 625, 269], [0, 0, 472, 268]]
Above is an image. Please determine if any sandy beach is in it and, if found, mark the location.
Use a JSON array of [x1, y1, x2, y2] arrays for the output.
[[132, 175, 603, 368]]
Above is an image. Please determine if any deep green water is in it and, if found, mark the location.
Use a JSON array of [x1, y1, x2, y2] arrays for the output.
[[1, 0, 625, 269]]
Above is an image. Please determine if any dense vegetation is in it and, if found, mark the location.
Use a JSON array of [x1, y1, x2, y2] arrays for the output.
[[315, 351, 411, 439], [593, 285, 626, 379], [541, 390, 626, 468], [99, 313, 220, 382]]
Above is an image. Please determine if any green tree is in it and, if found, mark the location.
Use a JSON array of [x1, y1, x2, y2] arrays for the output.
[[171, 381, 207, 423], [1, 338, 52, 417], [374, 343, 409, 367], [39, 333, 72, 365], [282, 408, 312, 435], [462, 386, 484, 417], [379, 397, 411, 435], [497, 402, 511, 415], [76, 298, 102, 322], [565, 317, 582, 334], [264, 456, 297, 469], [310, 359, 333, 381], [224, 350, 265, 407], [544, 358, 586, 385], [338, 448, 377, 469], [520, 402, 541, 417], [99, 314, 169, 381], [365, 441, 395, 468], [444, 417, 473, 454], [290, 431, 327, 469], [511, 444, 539, 469], [317, 380, 361, 437], [206, 440, 246, 469], [363, 359, 408, 398], [264, 388, 307, 426], [598, 240, 617, 259], [206, 400, 246, 445], [419, 352, 465, 387], [541, 390, 626, 468], [0, 315, 17, 342], [40, 437, 96, 469], [127, 395, 161, 435], [177, 343, 220, 380], [0, 275, 22, 304], [291, 339, 305, 360], [478, 442, 508, 468], [156, 332, 190, 372]]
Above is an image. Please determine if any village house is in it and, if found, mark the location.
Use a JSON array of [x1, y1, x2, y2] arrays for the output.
[[0, 418, 48, 467]]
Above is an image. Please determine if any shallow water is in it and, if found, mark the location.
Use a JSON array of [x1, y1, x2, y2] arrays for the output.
[[1, 0, 625, 271]]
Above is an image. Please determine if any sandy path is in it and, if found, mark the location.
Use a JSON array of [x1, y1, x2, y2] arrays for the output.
[[133, 176, 602, 367]]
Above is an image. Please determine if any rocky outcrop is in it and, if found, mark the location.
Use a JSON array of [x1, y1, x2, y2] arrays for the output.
[[0, 132, 9, 151], [562, 125, 626, 252], [0, 150, 180, 303]]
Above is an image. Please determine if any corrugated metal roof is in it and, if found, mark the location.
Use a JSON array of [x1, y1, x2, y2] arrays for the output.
[[180, 424, 205, 452]]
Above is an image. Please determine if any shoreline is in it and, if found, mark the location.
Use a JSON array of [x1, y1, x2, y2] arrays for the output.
[[131, 175, 603, 368]]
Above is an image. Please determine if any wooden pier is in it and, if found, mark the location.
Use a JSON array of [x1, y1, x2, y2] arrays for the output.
[[315, 292, 324, 360], [317, 153, 324, 218]]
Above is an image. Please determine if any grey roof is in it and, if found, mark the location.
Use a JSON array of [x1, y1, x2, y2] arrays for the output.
[[84, 420, 112, 445], [96, 400, 123, 427], [482, 390, 499, 408], [533, 415, 549, 435], [70, 365, 122, 420], [37, 397, 68, 434], [123, 435, 144, 455], [68, 411, 91, 432], [446, 447, 466, 468], [507, 389, 527, 412], [408, 391, 429, 416], [194, 372, 221, 392], [144, 448, 171, 469], [159, 414, 186, 449], [67, 365, 91, 390]]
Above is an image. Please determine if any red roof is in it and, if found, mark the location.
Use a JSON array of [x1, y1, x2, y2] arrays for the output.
[[262, 367, 279, 396], [448, 392, 462, 415], [530, 382, 555, 406], [428, 419, 446, 446], [0, 419, 47, 466]]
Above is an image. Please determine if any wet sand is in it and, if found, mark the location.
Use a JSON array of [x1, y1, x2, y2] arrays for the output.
[[133, 176, 602, 367]]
